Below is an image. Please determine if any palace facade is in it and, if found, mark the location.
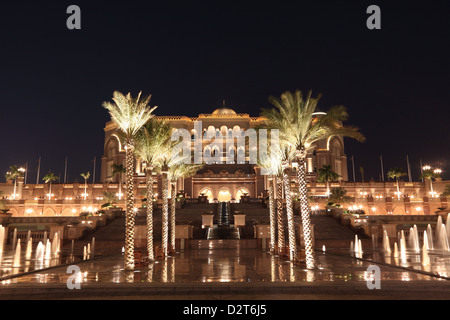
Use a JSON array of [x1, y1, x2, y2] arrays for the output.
[[0, 105, 448, 218], [100, 106, 348, 202]]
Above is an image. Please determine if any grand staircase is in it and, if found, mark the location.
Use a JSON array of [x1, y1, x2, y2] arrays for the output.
[[207, 202, 240, 240]]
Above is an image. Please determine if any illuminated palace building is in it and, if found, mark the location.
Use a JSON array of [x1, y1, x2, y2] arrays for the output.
[[1, 105, 448, 217], [100, 106, 348, 203]]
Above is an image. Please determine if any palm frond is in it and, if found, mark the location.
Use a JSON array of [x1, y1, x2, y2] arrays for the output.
[[103, 90, 157, 141]]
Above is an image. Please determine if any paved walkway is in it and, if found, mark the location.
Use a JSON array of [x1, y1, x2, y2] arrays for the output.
[[1, 248, 449, 300]]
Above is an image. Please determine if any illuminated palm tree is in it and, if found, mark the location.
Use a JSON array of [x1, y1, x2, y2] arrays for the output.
[[5, 165, 24, 199], [257, 156, 277, 253], [420, 168, 440, 196], [111, 164, 125, 200], [168, 163, 202, 251], [387, 167, 407, 199], [101, 191, 118, 209], [262, 90, 365, 269], [317, 165, 340, 198], [80, 172, 90, 200], [258, 138, 296, 259], [42, 171, 59, 200], [103, 90, 157, 271], [135, 119, 173, 261], [154, 138, 194, 257]]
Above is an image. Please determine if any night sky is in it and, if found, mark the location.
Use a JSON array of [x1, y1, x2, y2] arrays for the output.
[[0, 1, 449, 183]]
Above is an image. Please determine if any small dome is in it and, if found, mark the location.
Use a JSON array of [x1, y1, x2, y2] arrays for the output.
[[212, 107, 237, 115]]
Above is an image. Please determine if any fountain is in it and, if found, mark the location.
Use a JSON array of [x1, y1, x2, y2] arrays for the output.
[[446, 213, 450, 240], [436, 216, 443, 241], [35, 241, 44, 260], [393, 242, 399, 258], [427, 224, 434, 250], [52, 232, 60, 256], [44, 239, 52, 260], [83, 246, 87, 260], [13, 239, 21, 267], [43, 231, 48, 244], [408, 225, 420, 253], [25, 237, 33, 259], [439, 224, 449, 251], [422, 243, 430, 266], [423, 230, 429, 251], [352, 235, 363, 257], [382, 230, 391, 253], [400, 237, 407, 264]]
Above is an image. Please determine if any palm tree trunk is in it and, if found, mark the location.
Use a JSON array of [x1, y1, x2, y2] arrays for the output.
[[268, 176, 276, 252], [162, 170, 169, 257], [146, 169, 154, 261], [124, 142, 136, 271], [283, 166, 296, 260], [396, 178, 400, 199], [118, 173, 122, 200], [13, 180, 17, 199], [170, 182, 176, 252], [276, 175, 285, 251], [49, 182, 52, 201], [297, 150, 315, 269], [326, 181, 330, 199]]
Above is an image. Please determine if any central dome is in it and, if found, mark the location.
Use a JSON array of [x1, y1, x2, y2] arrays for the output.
[[212, 107, 237, 115]]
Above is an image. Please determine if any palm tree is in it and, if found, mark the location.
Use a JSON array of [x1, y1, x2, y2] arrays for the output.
[[168, 163, 202, 251], [420, 168, 440, 196], [154, 138, 193, 258], [387, 167, 407, 199], [111, 164, 125, 200], [42, 171, 59, 200], [262, 90, 365, 269], [135, 119, 174, 261], [80, 172, 90, 200], [257, 137, 296, 259], [5, 165, 24, 199], [101, 191, 118, 209], [317, 165, 340, 198], [328, 187, 352, 207], [257, 151, 278, 253], [103, 90, 157, 271]]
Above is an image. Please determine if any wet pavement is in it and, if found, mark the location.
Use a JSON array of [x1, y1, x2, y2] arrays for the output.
[[0, 248, 449, 299]]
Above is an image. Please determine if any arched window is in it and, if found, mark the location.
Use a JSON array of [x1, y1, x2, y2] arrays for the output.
[[235, 188, 250, 201], [217, 188, 232, 202], [199, 188, 214, 203]]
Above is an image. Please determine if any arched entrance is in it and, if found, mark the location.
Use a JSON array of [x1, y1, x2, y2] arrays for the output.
[[235, 188, 249, 201], [199, 188, 214, 203], [217, 188, 232, 202]]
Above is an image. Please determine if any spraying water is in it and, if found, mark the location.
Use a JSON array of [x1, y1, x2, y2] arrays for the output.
[[25, 237, 33, 260], [35, 241, 44, 260], [13, 239, 21, 267]]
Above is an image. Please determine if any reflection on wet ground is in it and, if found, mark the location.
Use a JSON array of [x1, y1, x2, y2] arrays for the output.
[[1, 248, 447, 285]]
